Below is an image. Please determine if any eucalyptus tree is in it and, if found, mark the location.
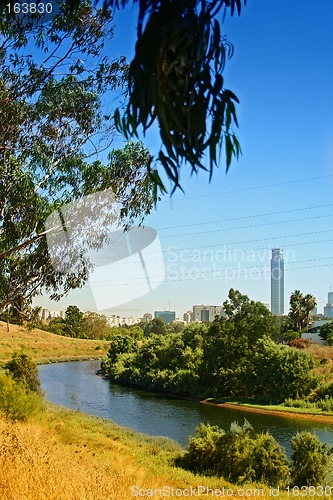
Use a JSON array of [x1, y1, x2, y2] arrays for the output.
[[0, 2, 155, 315]]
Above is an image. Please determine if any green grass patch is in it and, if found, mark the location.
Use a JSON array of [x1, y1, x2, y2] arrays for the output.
[[205, 397, 333, 417]]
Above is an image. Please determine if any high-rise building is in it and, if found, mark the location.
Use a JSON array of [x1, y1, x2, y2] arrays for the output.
[[183, 311, 193, 324], [271, 248, 284, 315], [41, 308, 50, 321], [154, 311, 176, 324], [192, 305, 221, 322], [324, 287, 333, 318]]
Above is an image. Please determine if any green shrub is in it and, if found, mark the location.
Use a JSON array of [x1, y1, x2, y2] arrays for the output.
[[319, 321, 333, 345], [283, 396, 333, 413], [290, 432, 328, 486], [177, 421, 330, 487], [317, 398, 333, 412], [283, 398, 315, 409], [176, 420, 289, 487], [313, 382, 333, 401], [0, 372, 42, 421], [5, 353, 42, 395], [251, 337, 317, 403], [176, 422, 225, 475], [250, 433, 290, 486]]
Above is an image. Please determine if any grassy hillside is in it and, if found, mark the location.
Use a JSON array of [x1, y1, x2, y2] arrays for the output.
[[0, 321, 110, 364], [0, 405, 291, 500]]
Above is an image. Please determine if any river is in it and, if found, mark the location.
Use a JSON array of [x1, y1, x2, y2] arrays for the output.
[[38, 360, 333, 454]]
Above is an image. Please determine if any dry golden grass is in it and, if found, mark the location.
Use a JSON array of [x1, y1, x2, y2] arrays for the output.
[[0, 321, 110, 364], [0, 417, 142, 499], [306, 344, 333, 361], [305, 344, 333, 383], [0, 406, 290, 500]]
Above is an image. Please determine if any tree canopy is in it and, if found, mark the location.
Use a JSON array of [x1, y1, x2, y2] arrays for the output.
[[13, 0, 246, 193], [0, 2, 156, 314], [0, 0, 248, 316], [101, 289, 317, 403], [111, 0, 245, 193], [319, 320, 333, 345]]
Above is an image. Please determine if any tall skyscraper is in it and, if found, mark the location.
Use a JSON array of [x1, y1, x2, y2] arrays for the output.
[[324, 286, 333, 318], [271, 248, 284, 315]]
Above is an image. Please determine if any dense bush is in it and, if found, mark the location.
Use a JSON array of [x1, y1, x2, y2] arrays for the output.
[[0, 372, 42, 421], [290, 432, 328, 486], [176, 421, 329, 487], [319, 321, 333, 345], [5, 353, 42, 395], [313, 382, 333, 401], [102, 328, 317, 403], [176, 420, 290, 487], [102, 290, 318, 403], [250, 337, 317, 403]]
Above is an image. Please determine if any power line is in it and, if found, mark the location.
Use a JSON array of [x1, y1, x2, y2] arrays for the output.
[[85, 218, 333, 257], [89, 232, 333, 264], [157, 202, 333, 231], [162, 238, 333, 257], [160, 174, 333, 204], [163, 228, 333, 250], [84, 256, 333, 286], [159, 214, 332, 239]]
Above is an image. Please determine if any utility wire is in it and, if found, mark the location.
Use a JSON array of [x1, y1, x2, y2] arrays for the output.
[[160, 174, 333, 204], [159, 214, 332, 239], [157, 202, 333, 231], [84, 256, 333, 286]]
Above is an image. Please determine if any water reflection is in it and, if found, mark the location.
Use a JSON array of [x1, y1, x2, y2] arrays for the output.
[[39, 360, 333, 454]]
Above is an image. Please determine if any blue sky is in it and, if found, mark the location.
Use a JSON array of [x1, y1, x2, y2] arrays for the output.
[[36, 0, 333, 317]]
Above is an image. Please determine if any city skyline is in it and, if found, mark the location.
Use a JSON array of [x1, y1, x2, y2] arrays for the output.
[[38, 283, 333, 323]]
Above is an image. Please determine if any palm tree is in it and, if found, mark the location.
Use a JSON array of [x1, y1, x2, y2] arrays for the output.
[[289, 290, 303, 332], [288, 291, 317, 333], [302, 294, 317, 333]]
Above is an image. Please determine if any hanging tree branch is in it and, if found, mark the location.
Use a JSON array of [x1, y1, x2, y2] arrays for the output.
[[108, 0, 246, 193]]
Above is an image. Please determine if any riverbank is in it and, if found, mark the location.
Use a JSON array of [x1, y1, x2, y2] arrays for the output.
[[202, 400, 333, 424], [0, 320, 110, 364], [0, 404, 294, 500], [102, 373, 333, 424]]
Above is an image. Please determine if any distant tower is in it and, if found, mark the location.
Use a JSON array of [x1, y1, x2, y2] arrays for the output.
[[324, 286, 333, 318], [271, 248, 284, 315], [328, 285, 333, 305]]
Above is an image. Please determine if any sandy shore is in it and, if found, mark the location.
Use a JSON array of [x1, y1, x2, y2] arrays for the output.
[[201, 400, 333, 424]]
